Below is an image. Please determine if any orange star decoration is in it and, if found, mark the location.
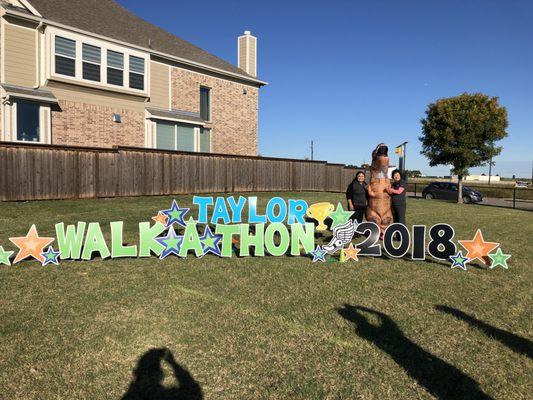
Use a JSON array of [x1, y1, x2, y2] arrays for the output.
[[9, 225, 54, 264], [152, 212, 168, 226], [458, 229, 499, 265], [343, 243, 361, 261]]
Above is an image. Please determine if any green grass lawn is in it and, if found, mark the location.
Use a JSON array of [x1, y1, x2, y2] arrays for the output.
[[0, 193, 532, 399]]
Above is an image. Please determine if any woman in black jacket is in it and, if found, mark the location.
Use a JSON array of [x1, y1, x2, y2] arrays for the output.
[[346, 171, 368, 223], [387, 169, 406, 225]]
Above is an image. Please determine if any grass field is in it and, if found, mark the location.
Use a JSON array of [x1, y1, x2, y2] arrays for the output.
[[0, 193, 532, 399]]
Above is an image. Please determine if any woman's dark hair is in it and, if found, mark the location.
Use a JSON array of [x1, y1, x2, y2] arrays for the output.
[[355, 171, 366, 180], [391, 169, 402, 180]]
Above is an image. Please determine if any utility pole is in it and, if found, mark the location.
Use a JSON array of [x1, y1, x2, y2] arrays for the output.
[[310, 140, 314, 161], [404, 143, 407, 174], [395, 141, 408, 174], [488, 154, 493, 185], [488, 141, 494, 185]]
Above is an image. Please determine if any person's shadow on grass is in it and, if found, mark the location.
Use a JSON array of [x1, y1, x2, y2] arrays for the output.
[[122, 348, 203, 400], [436, 305, 533, 359], [337, 304, 493, 400]]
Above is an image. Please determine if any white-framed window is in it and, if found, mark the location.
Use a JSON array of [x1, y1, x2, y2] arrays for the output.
[[147, 121, 211, 153], [107, 50, 124, 86], [48, 28, 148, 95], [16, 100, 41, 142], [1, 100, 51, 144], [55, 36, 76, 77], [129, 55, 145, 90], [199, 128, 211, 153], [82, 43, 101, 82]]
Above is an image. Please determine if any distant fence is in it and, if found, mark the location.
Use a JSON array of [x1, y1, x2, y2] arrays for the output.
[[0, 142, 361, 201], [407, 182, 533, 211]]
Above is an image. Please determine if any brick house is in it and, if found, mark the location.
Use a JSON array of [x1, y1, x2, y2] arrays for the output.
[[0, 0, 266, 155]]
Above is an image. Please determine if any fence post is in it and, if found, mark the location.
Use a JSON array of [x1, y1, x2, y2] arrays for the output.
[[513, 188, 516, 209], [414, 183, 417, 198]]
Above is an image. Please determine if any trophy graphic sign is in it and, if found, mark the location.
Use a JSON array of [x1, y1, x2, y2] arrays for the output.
[[306, 202, 334, 231]]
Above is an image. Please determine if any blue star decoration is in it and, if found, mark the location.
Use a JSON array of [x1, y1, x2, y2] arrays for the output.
[[450, 251, 469, 271], [161, 200, 189, 228], [41, 246, 60, 266], [200, 226, 222, 257], [311, 246, 327, 262], [156, 226, 183, 259]]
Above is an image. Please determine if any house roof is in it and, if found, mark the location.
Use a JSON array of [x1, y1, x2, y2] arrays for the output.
[[14, 0, 263, 85], [146, 107, 205, 125], [1, 83, 58, 103]]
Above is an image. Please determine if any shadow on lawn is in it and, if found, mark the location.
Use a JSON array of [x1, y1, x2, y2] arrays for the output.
[[377, 252, 485, 270], [436, 305, 533, 359], [337, 304, 493, 400], [122, 348, 203, 400]]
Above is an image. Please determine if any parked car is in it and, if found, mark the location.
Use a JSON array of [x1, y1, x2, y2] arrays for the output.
[[421, 182, 483, 203]]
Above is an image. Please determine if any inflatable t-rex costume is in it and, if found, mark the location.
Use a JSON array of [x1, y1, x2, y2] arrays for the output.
[[366, 143, 393, 234]]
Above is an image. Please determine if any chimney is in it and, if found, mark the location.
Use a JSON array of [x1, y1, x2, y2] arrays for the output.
[[238, 30, 257, 77]]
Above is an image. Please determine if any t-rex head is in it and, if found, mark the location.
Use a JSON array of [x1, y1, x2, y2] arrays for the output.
[[371, 143, 389, 178]]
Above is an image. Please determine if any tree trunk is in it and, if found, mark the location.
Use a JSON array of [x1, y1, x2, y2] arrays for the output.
[[457, 175, 463, 204]]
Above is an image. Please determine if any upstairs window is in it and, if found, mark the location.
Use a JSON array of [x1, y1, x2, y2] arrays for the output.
[[55, 36, 76, 77], [107, 50, 124, 86], [129, 56, 145, 90], [82, 43, 101, 82], [200, 87, 211, 121], [50, 31, 147, 93]]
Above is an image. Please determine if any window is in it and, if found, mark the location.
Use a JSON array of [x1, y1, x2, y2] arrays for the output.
[[129, 56, 145, 90], [156, 122, 175, 151], [155, 122, 207, 152], [17, 100, 40, 142], [200, 87, 211, 121], [199, 128, 211, 152], [82, 43, 101, 82], [55, 36, 76, 77], [176, 124, 195, 152], [51, 31, 148, 93], [107, 50, 124, 86]]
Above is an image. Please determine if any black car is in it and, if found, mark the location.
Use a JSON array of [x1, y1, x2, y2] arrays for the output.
[[421, 182, 483, 203]]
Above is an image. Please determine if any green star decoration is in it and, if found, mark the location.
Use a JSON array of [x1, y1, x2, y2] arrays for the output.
[[202, 235, 216, 249], [329, 203, 354, 229], [488, 248, 511, 270], [163, 236, 181, 250], [0, 246, 14, 266]]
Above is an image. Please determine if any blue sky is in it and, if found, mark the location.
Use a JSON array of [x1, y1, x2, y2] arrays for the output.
[[120, 0, 532, 178]]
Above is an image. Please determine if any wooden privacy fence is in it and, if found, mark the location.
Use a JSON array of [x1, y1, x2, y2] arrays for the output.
[[0, 143, 362, 201]]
